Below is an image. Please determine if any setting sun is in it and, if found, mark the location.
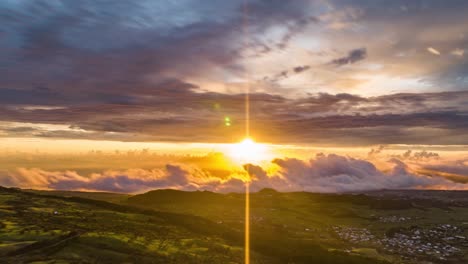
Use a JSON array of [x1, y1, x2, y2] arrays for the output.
[[2, 1, 468, 263], [229, 138, 269, 164]]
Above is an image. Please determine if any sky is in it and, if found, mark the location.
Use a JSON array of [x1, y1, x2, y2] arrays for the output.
[[0, 0, 467, 193]]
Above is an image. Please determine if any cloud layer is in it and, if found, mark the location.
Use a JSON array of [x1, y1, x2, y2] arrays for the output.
[[2, 154, 467, 193], [1, 1, 468, 145], [0, 90, 467, 145]]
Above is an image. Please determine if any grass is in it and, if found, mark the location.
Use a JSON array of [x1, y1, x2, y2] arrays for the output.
[[3, 186, 468, 263], [125, 189, 468, 263], [0, 187, 267, 263]]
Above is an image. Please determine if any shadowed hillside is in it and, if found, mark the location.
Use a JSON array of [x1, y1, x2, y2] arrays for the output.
[[126, 188, 468, 264]]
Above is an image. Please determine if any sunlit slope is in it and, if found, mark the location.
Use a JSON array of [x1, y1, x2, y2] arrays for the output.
[[0, 187, 261, 263], [6, 187, 467, 263], [0, 187, 387, 264]]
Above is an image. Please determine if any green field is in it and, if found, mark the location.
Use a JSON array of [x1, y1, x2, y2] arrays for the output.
[[1, 186, 468, 263]]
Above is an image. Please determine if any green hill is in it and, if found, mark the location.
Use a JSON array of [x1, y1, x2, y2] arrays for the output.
[[0, 186, 251, 263], [126, 189, 468, 264], [0, 186, 390, 263], [7, 187, 468, 263]]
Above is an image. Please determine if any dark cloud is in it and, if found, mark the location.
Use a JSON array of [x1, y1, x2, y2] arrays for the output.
[[0, 0, 314, 93], [0, 87, 61, 105], [392, 150, 440, 161], [293, 65, 311, 73], [331, 48, 367, 66], [412, 150, 440, 160], [1, 1, 468, 146], [0, 90, 467, 145], [368, 145, 385, 158], [265, 65, 311, 82], [423, 160, 468, 178]]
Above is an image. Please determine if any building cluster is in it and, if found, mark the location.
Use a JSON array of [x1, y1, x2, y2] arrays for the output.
[[332, 226, 375, 243], [378, 215, 411, 223], [333, 224, 466, 261]]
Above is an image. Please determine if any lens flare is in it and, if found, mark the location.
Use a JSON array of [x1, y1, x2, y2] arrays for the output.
[[229, 138, 268, 164]]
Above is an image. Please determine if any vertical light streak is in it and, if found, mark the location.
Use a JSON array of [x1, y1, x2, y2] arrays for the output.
[[242, 1, 250, 264], [245, 180, 250, 264], [245, 86, 250, 138]]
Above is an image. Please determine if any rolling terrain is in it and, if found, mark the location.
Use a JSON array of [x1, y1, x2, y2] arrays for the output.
[[1, 186, 468, 263], [1, 186, 387, 264], [125, 189, 468, 264]]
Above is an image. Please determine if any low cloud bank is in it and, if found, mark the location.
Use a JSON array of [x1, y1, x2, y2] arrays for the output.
[[1, 165, 212, 193], [1, 154, 467, 193], [251, 154, 465, 192], [421, 159, 468, 179]]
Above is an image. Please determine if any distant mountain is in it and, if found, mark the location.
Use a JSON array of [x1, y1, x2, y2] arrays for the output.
[[24, 189, 131, 203], [127, 189, 225, 205]]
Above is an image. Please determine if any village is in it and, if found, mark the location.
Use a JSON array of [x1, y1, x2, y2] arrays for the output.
[[378, 215, 412, 223], [333, 222, 467, 261]]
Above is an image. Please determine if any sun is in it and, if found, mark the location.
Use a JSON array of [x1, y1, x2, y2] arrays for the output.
[[229, 138, 269, 164]]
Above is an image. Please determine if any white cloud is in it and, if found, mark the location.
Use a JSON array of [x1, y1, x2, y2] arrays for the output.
[[451, 48, 464, 57], [427, 47, 441, 55], [263, 154, 455, 192]]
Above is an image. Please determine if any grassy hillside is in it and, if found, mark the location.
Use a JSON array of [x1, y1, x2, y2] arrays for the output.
[[0, 187, 253, 263], [25, 189, 131, 203], [127, 189, 468, 264], [4, 186, 467, 263], [0, 187, 387, 264]]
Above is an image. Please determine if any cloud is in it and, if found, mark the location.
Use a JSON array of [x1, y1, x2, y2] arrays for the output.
[[0, 0, 314, 93], [421, 159, 468, 179], [262, 154, 465, 192], [0, 90, 467, 145], [451, 48, 464, 57], [368, 145, 386, 158], [393, 150, 440, 161], [2, 0, 468, 98], [293, 65, 311, 73], [264, 65, 311, 82], [1, 1, 468, 145], [276, 16, 318, 50], [427, 47, 441, 55], [412, 150, 440, 160], [331, 48, 367, 66], [1, 164, 221, 193], [3, 154, 466, 193]]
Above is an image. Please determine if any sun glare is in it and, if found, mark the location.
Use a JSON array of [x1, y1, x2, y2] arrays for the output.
[[229, 138, 268, 164]]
